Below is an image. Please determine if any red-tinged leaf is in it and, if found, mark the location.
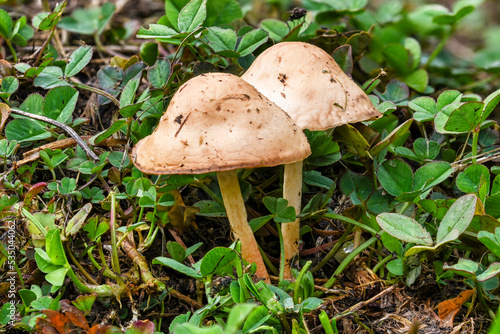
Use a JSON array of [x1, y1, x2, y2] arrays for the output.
[[35, 316, 59, 334], [60, 299, 89, 330], [126, 320, 156, 334], [437, 289, 475, 327], [23, 182, 47, 206], [88, 324, 118, 334], [41, 309, 71, 333]]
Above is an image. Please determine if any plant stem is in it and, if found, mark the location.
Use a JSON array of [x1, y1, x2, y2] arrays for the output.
[[65, 241, 98, 285], [12, 203, 46, 236], [323, 236, 378, 290], [141, 224, 158, 251], [34, 26, 56, 66], [425, 26, 453, 69], [109, 192, 123, 285], [96, 240, 117, 279], [293, 260, 312, 304], [278, 312, 292, 334], [276, 220, 286, 283], [10, 108, 99, 161], [259, 245, 279, 276], [49, 168, 57, 182], [311, 224, 354, 274], [194, 179, 224, 206], [372, 254, 393, 274], [473, 278, 495, 319], [324, 212, 377, 235], [397, 202, 411, 215], [471, 129, 479, 164], [93, 32, 105, 56], [72, 82, 120, 107], [65, 265, 125, 297], [120, 236, 166, 292], [5, 40, 17, 63], [143, 204, 158, 246]]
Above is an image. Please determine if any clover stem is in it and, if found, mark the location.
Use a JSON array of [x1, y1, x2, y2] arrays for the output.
[[275, 220, 286, 282], [425, 25, 454, 69], [142, 204, 158, 250], [5, 40, 17, 63], [259, 244, 279, 276], [65, 265, 125, 297], [310, 224, 354, 274], [34, 25, 56, 66], [93, 32, 105, 57], [323, 236, 377, 290], [293, 260, 312, 304], [110, 192, 123, 285], [373, 254, 393, 274], [471, 128, 479, 164], [96, 239, 117, 279], [71, 82, 120, 107], [473, 278, 495, 319], [217, 170, 270, 283], [65, 241, 98, 285], [282, 160, 303, 280]]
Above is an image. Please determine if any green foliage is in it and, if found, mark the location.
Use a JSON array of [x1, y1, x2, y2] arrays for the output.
[[0, 9, 34, 61], [58, 3, 115, 35], [2, 0, 500, 332], [32, 2, 66, 31]]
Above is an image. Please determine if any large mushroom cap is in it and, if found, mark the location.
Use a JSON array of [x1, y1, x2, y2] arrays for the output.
[[132, 72, 311, 174], [242, 42, 382, 131]]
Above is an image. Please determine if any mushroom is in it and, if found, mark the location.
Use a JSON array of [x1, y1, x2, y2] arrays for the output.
[[242, 42, 382, 279], [131, 72, 311, 283]]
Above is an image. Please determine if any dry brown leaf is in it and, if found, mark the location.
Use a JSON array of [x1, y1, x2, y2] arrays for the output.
[[168, 205, 200, 235], [88, 324, 115, 334], [0, 59, 14, 78], [39, 309, 71, 334], [0, 103, 10, 132], [438, 289, 475, 327], [60, 299, 89, 330]]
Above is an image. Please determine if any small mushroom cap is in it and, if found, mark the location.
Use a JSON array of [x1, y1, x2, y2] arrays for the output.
[[242, 42, 382, 131], [132, 73, 311, 174]]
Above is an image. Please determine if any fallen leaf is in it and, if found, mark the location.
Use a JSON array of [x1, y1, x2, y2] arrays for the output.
[[40, 309, 71, 334], [126, 320, 156, 334], [167, 189, 199, 234], [60, 299, 90, 330], [0, 103, 10, 132], [88, 324, 116, 334], [0, 59, 15, 77], [168, 205, 200, 234], [438, 289, 475, 327]]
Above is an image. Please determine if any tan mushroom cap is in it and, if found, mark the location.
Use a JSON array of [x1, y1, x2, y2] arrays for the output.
[[131, 72, 311, 174], [242, 42, 382, 131]]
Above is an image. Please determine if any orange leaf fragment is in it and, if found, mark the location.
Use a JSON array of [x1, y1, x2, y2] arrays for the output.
[[437, 289, 475, 327], [41, 309, 71, 334]]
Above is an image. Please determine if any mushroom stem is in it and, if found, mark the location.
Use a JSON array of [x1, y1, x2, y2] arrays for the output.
[[217, 170, 270, 283], [282, 160, 304, 280]]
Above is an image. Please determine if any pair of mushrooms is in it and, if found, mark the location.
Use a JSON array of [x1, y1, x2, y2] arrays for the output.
[[131, 42, 381, 283]]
